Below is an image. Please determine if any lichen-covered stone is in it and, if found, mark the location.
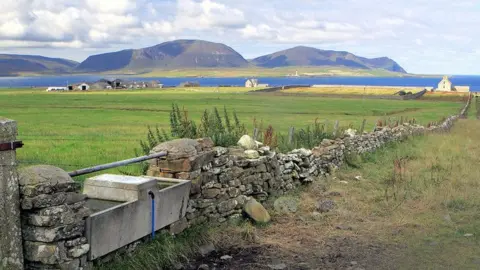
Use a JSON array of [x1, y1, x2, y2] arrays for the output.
[[237, 135, 257, 150], [273, 197, 299, 213], [244, 150, 260, 159], [243, 198, 270, 223], [150, 138, 199, 160], [24, 241, 60, 264], [23, 221, 85, 242], [67, 244, 89, 258], [21, 192, 85, 210], [18, 165, 73, 186], [217, 199, 238, 213], [203, 188, 221, 199], [65, 237, 88, 248]]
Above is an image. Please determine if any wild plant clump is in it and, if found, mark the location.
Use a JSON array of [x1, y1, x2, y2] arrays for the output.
[[137, 104, 246, 155]]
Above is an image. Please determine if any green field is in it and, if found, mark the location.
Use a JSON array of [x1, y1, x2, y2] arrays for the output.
[[0, 88, 462, 179], [100, 66, 406, 78]]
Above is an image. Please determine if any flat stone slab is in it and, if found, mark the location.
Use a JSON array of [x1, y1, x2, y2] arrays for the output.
[[83, 174, 157, 202]]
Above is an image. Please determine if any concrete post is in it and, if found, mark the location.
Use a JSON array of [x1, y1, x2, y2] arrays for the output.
[[0, 118, 24, 269]]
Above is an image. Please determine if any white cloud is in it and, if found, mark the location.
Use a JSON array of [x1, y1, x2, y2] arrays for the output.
[[174, 0, 247, 30], [1, 0, 480, 74], [85, 0, 137, 14]]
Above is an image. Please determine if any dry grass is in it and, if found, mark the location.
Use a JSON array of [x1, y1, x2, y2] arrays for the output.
[[212, 118, 480, 269], [281, 86, 422, 95]]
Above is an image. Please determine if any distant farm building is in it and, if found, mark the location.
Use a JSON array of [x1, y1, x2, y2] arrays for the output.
[[245, 78, 259, 88], [77, 83, 90, 91], [179, 81, 200, 87], [435, 76, 470, 92], [257, 83, 269, 88]]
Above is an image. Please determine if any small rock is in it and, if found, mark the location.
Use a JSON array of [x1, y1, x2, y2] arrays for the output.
[[350, 261, 358, 265], [268, 263, 287, 270], [328, 191, 342, 197], [464, 233, 474, 237], [244, 150, 260, 159], [198, 242, 216, 257], [344, 128, 357, 137], [197, 264, 209, 270], [312, 211, 321, 217], [339, 181, 349, 184], [174, 263, 185, 270], [354, 176, 362, 181], [443, 214, 452, 222], [427, 241, 439, 246], [336, 224, 353, 230], [317, 200, 336, 213], [238, 135, 257, 150], [220, 255, 233, 260]]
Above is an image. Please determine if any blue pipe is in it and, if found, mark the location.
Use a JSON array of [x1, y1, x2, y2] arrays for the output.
[[148, 191, 155, 239]]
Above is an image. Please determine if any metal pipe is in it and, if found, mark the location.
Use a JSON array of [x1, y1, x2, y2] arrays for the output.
[[68, 151, 167, 177], [148, 191, 156, 240]]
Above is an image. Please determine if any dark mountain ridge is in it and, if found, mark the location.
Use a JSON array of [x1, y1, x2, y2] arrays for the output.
[[76, 40, 249, 72], [0, 54, 78, 76], [251, 46, 406, 73]]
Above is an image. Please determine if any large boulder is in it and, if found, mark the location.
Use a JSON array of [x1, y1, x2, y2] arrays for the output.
[[273, 197, 299, 214], [237, 135, 257, 150], [243, 198, 271, 223], [18, 165, 73, 186], [150, 139, 200, 160]]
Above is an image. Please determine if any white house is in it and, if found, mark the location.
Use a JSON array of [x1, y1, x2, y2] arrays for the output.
[[437, 76, 453, 91], [46, 87, 68, 92], [77, 83, 90, 91], [245, 78, 259, 88], [435, 76, 470, 92]]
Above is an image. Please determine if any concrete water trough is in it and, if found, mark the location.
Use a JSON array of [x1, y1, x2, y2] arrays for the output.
[[83, 174, 191, 260]]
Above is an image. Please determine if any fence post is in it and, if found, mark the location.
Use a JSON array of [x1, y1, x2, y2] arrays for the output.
[[253, 128, 259, 141], [333, 120, 339, 137], [360, 119, 366, 134], [288, 127, 295, 145], [0, 118, 24, 269]]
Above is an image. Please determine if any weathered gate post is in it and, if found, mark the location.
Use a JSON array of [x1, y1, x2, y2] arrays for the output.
[[0, 118, 24, 269]]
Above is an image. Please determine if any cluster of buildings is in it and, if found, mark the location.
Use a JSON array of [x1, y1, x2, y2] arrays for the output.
[[46, 79, 163, 92]]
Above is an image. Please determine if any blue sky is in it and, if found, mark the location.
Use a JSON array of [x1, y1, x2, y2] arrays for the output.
[[1, 0, 478, 74]]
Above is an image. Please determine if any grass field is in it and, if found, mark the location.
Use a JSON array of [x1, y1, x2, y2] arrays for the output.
[[115, 66, 405, 78], [281, 86, 472, 97], [0, 87, 462, 180]]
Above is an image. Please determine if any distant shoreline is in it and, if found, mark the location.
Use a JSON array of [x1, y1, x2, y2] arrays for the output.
[[0, 66, 433, 78]]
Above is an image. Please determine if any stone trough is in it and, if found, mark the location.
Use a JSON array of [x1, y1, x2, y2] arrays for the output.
[[83, 174, 191, 260]]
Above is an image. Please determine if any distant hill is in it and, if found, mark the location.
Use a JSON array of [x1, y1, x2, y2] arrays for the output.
[[0, 54, 78, 76], [76, 40, 249, 72], [251, 46, 406, 73]]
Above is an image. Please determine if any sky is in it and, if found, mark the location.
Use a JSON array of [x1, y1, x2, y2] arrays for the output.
[[0, 0, 479, 75]]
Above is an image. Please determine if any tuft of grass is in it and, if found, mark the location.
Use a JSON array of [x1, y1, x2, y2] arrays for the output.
[[96, 226, 211, 270]]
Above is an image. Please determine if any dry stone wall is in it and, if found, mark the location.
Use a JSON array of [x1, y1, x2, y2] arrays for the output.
[[18, 165, 91, 270], [148, 109, 466, 228]]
